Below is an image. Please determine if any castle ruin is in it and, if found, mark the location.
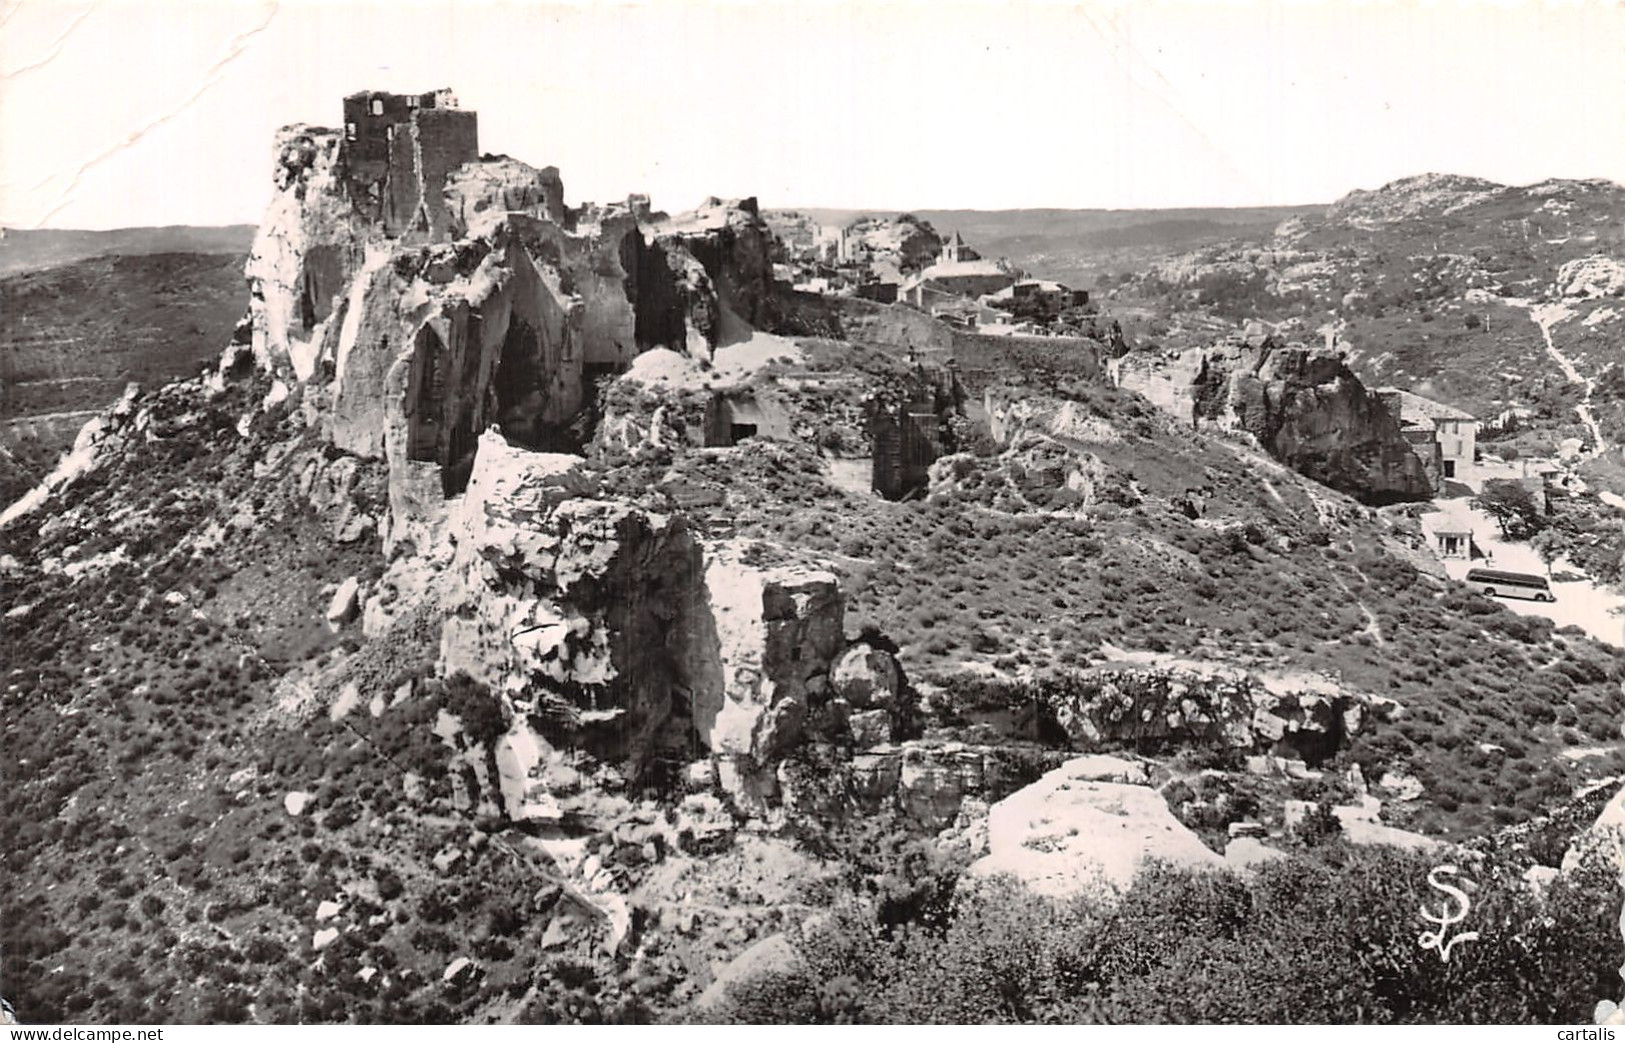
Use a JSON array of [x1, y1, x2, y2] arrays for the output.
[[340, 88, 478, 241]]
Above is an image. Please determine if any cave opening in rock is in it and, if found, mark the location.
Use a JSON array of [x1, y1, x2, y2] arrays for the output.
[[405, 325, 445, 465], [729, 423, 758, 443], [435, 312, 487, 498], [622, 233, 687, 351], [494, 318, 546, 448], [492, 316, 584, 455]]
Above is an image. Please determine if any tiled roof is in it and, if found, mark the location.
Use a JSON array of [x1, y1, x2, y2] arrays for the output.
[[1375, 387, 1475, 422]]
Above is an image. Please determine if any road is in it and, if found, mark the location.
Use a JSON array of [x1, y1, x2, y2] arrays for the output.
[[1422, 496, 1625, 647]]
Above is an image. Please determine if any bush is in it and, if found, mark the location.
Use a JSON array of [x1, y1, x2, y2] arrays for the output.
[[725, 845, 1621, 1024]]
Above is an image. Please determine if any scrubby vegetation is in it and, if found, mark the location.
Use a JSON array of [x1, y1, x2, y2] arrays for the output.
[[710, 847, 1622, 1025]]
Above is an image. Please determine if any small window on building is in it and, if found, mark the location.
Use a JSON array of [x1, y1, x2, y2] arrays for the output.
[[345, 122, 357, 140], [370, 98, 384, 116], [407, 97, 419, 109]]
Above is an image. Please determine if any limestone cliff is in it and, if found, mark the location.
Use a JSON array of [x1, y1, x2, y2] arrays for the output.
[[243, 126, 372, 384], [241, 94, 779, 531], [1115, 333, 1432, 503]]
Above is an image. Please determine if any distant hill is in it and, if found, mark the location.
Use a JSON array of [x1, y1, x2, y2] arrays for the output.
[[1, 251, 248, 501], [1097, 175, 1625, 455], [0, 225, 256, 276], [773, 205, 1324, 287]]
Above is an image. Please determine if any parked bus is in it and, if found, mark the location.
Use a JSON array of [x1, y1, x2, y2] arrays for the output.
[[1463, 568, 1554, 602]]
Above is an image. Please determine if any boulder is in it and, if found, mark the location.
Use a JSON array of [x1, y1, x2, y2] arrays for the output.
[[695, 933, 805, 1012], [829, 644, 904, 712], [442, 956, 481, 987], [969, 756, 1225, 897], [325, 576, 362, 626]]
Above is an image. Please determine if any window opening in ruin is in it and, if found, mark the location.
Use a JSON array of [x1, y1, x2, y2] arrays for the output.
[[370, 98, 384, 116], [345, 122, 357, 140]]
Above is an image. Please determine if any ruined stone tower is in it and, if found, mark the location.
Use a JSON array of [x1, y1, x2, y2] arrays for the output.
[[340, 88, 478, 241]]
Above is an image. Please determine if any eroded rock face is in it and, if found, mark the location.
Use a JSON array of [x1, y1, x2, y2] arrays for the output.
[[689, 548, 845, 766], [1046, 661, 1386, 764], [648, 197, 778, 339], [869, 362, 966, 501], [244, 99, 779, 537], [444, 157, 566, 237], [244, 126, 372, 384], [440, 434, 698, 773], [439, 434, 852, 786], [1116, 336, 1432, 503]]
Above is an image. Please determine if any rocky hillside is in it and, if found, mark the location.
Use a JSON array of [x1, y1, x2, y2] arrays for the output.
[[5, 104, 1625, 1026], [1102, 174, 1625, 461]]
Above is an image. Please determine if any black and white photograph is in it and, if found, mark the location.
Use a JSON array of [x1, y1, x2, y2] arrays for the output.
[[3, 0, 1625, 1029]]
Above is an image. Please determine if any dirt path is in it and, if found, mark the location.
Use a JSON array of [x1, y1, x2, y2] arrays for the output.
[[1526, 300, 1608, 453]]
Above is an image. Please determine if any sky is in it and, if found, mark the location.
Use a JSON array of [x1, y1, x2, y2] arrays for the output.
[[1, 0, 1622, 229]]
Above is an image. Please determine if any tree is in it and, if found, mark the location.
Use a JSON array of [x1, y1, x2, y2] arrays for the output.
[[1476, 479, 1545, 540], [1531, 528, 1565, 575]]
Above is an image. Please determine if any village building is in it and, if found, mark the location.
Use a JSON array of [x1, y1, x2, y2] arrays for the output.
[[899, 259, 1019, 307], [1434, 528, 1473, 559], [940, 231, 980, 263], [1375, 387, 1478, 485], [982, 279, 1090, 316]]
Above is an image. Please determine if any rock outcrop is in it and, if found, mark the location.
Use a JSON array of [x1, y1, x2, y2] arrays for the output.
[[444, 156, 566, 236], [242, 95, 779, 532], [868, 362, 966, 500], [846, 741, 1024, 830], [1556, 256, 1625, 300], [438, 432, 904, 799], [969, 755, 1225, 896], [843, 213, 944, 272], [1115, 333, 1433, 503], [928, 387, 1138, 513], [1042, 660, 1391, 765]]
